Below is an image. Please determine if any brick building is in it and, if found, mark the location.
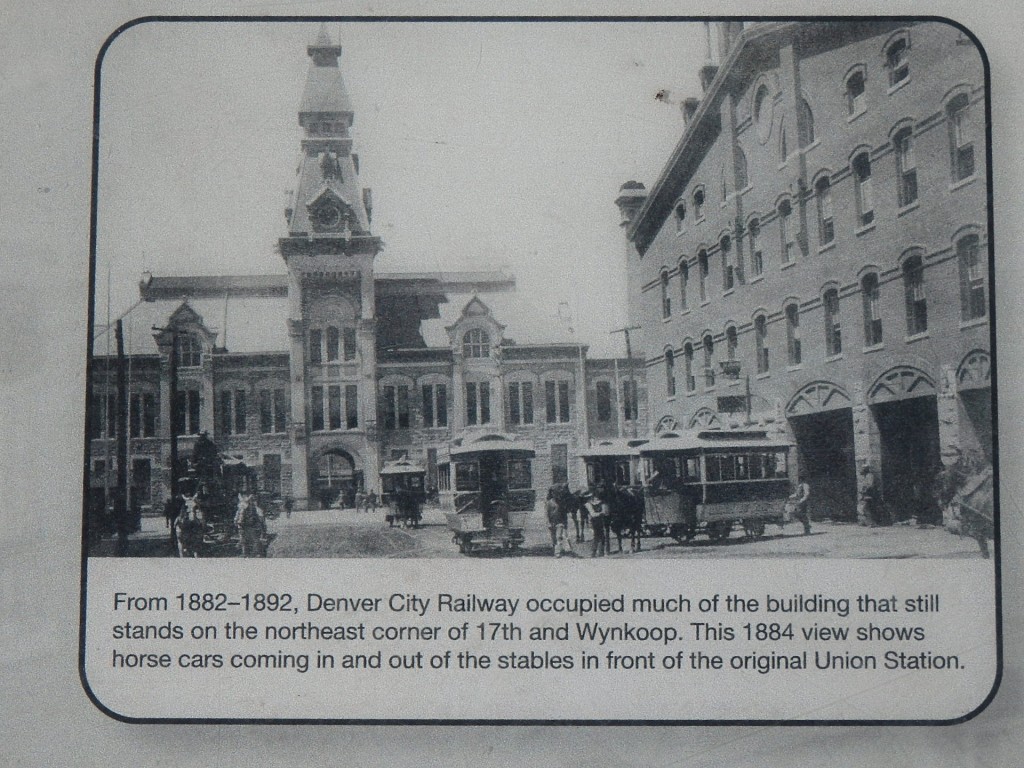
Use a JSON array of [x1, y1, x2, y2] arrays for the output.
[[617, 21, 990, 520], [88, 27, 648, 514]]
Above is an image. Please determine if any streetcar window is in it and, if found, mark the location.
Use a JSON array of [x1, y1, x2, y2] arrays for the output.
[[749, 453, 764, 479], [774, 451, 789, 477], [587, 463, 598, 485], [455, 461, 480, 491], [508, 459, 532, 490], [438, 464, 451, 491], [706, 455, 721, 482], [720, 455, 736, 481], [410, 476, 424, 490], [615, 461, 630, 486], [735, 454, 749, 480], [684, 457, 701, 482]]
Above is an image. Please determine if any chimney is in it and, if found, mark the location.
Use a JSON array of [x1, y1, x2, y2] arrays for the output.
[[614, 181, 648, 227]]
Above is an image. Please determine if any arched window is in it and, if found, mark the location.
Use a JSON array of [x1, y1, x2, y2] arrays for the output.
[[823, 288, 842, 357], [463, 328, 490, 358], [698, 250, 709, 302], [754, 315, 769, 374], [815, 177, 834, 246], [947, 94, 975, 182], [903, 255, 927, 335], [778, 200, 796, 263], [798, 98, 815, 147], [177, 333, 202, 368], [748, 218, 763, 277], [683, 342, 695, 393], [958, 234, 986, 320], [679, 260, 689, 312], [894, 126, 918, 207], [674, 200, 687, 231], [693, 187, 705, 220], [308, 328, 322, 365], [753, 83, 771, 142], [862, 273, 882, 346], [660, 269, 672, 319], [785, 303, 801, 365], [852, 152, 874, 227], [665, 348, 676, 397], [886, 36, 910, 88], [846, 68, 866, 116], [702, 334, 715, 388], [721, 234, 735, 292], [726, 326, 738, 362]]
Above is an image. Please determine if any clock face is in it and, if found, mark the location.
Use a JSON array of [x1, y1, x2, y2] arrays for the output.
[[314, 203, 342, 229]]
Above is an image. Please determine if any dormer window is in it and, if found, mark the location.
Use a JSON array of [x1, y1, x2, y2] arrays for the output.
[[674, 201, 686, 231], [693, 187, 705, 220], [463, 328, 490, 358], [176, 333, 202, 368]]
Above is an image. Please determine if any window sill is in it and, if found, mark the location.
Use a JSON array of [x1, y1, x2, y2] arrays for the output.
[[675, 228, 687, 238], [723, 288, 735, 297], [949, 175, 977, 193], [824, 354, 844, 363], [818, 240, 836, 255], [777, 159, 789, 171], [786, 364, 803, 372], [896, 200, 920, 218], [694, 216, 706, 226], [904, 331, 930, 344], [680, 308, 692, 316], [862, 343, 885, 354], [748, 274, 765, 284], [847, 106, 867, 123], [780, 260, 795, 270], [727, 378, 743, 387], [666, 395, 677, 402], [959, 316, 989, 330], [662, 316, 672, 323], [700, 300, 711, 308], [686, 389, 698, 397], [854, 222, 876, 237], [887, 78, 911, 96], [755, 372, 771, 381]]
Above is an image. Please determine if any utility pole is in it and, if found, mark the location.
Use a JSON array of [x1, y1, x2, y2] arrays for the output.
[[154, 326, 180, 500], [611, 325, 641, 439], [115, 319, 129, 554]]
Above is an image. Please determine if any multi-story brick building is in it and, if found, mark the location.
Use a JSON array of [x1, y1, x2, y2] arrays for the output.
[[617, 20, 990, 520], [88, 27, 647, 514]]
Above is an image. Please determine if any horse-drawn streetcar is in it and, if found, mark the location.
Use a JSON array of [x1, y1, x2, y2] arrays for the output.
[[379, 457, 426, 528], [440, 433, 536, 554], [638, 428, 794, 542]]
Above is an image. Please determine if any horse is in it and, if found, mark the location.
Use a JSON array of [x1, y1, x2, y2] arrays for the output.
[[174, 493, 205, 558], [607, 485, 645, 553]]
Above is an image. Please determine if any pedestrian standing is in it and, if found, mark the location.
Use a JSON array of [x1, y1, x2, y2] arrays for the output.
[[788, 474, 812, 535], [587, 492, 609, 557], [545, 487, 569, 557], [235, 492, 267, 557]]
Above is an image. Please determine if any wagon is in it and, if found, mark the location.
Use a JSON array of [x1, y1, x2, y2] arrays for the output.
[[380, 457, 426, 528]]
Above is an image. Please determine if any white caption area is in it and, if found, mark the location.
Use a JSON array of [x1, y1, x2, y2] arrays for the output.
[[84, 558, 998, 721]]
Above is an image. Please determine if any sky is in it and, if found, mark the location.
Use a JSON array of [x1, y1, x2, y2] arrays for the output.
[[94, 20, 707, 355]]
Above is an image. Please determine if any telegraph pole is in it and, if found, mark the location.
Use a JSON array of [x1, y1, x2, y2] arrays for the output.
[[115, 319, 129, 554], [154, 326, 180, 500], [611, 325, 641, 438]]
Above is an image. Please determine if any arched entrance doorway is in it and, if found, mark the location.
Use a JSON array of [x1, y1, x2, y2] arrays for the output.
[[785, 381, 857, 521], [867, 366, 941, 523], [957, 350, 992, 462], [312, 449, 363, 510]]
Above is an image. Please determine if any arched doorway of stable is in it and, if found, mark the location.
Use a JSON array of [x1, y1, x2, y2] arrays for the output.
[[311, 449, 363, 510]]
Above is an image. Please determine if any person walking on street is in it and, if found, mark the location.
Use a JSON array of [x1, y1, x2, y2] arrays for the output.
[[789, 474, 812, 535]]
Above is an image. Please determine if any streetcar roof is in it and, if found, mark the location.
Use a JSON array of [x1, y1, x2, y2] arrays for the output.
[[380, 458, 426, 475], [639, 429, 793, 454], [578, 438, 649, 458], [449, 432, 536, 458]]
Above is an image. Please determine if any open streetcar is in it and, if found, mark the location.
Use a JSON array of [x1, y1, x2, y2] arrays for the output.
[[439, 433, 536, 554], [638, 428, 794, 542], [379, 456, 426, 528]]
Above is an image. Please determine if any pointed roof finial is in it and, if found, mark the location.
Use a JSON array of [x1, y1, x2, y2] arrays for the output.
[[308, 23, 342, 65]]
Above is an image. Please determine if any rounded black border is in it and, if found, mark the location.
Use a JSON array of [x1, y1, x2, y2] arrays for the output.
[[80, 13, 1002, 726]]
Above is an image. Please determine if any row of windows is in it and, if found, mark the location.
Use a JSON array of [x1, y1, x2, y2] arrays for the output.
[[311, 384, 359, 431], [593, 379, 640, 423], [308, 325, 358, 364], [90, 392, 159, 440], [662, 235, 986, 393], [659, 103, 977, 319]]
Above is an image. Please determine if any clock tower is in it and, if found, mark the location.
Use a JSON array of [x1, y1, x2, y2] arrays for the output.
[[279, 25, 382, 509]]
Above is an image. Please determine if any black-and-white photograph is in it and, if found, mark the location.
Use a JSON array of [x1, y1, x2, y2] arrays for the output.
[[86, 19, 993, 562]]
